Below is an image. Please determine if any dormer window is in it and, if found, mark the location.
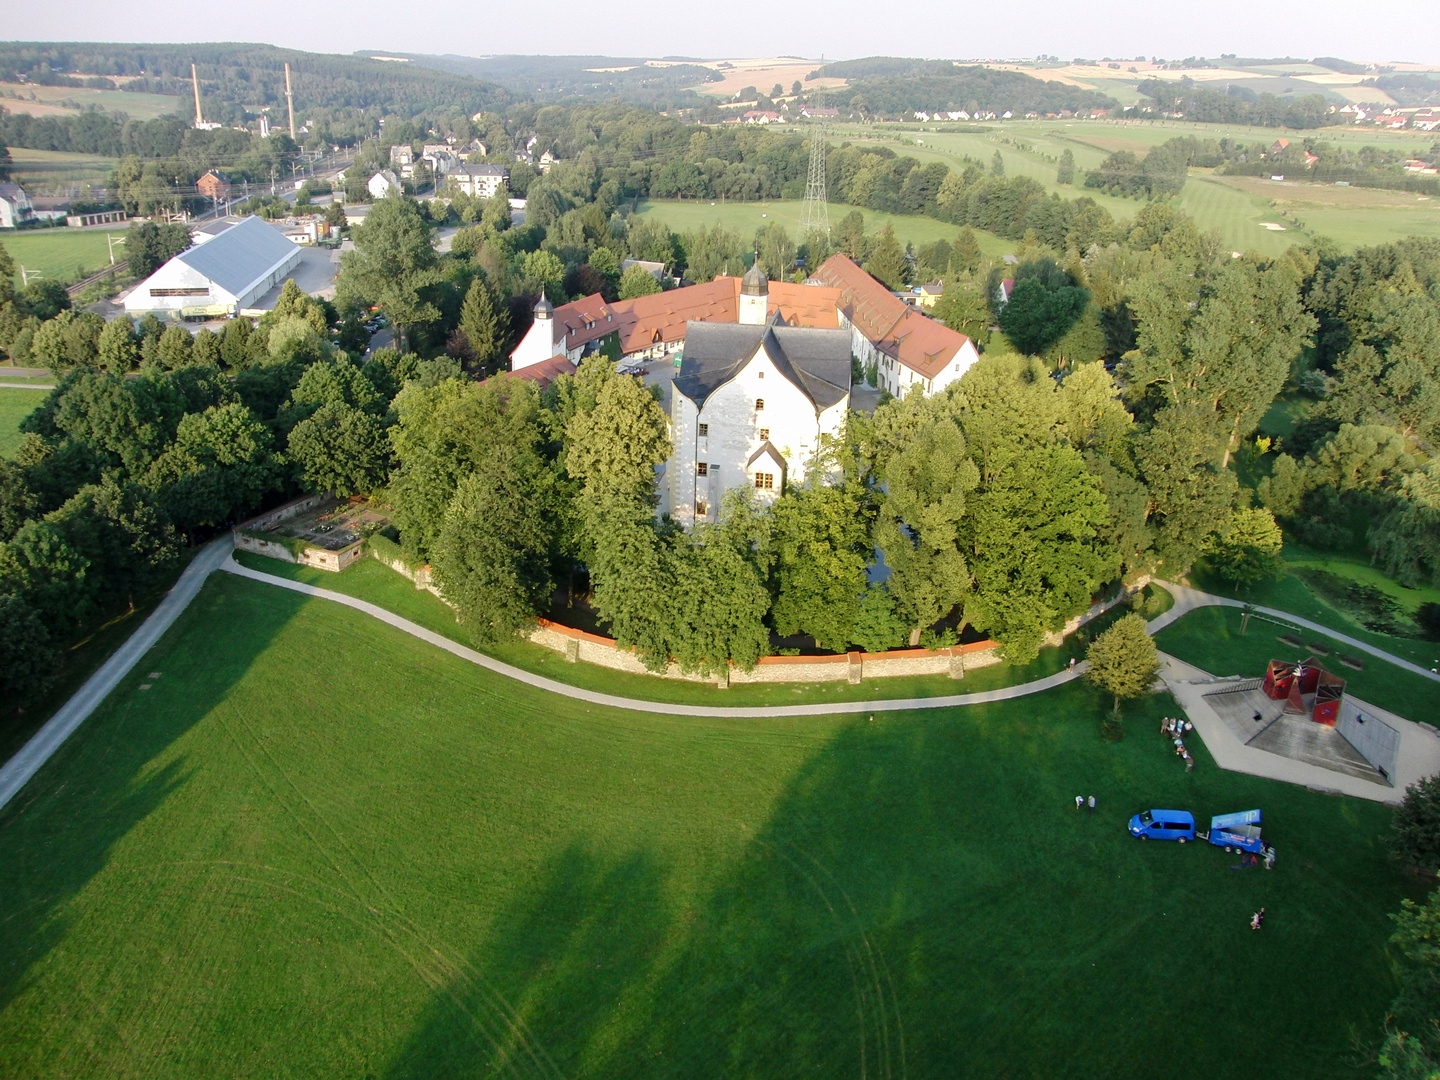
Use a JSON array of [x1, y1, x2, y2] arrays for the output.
[[755, 398, 764, 411], [757, 370, 764, 379]]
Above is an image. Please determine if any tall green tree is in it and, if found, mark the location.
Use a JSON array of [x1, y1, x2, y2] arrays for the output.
[[864, 225, 906, 289], [336, 195, 443, 350], [453, 273, 510, 370], [771, 481, 873, 651], [618, 263, 663, 300], [1056, 148, 1075, 185], [1133, 404, 1238, 573], [287, 401, 391, 496], [1084, 612, 1161, 729]]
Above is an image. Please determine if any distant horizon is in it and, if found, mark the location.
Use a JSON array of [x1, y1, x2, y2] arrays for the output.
[[4, 0, 1439, 70], [4, 44, 1440, 69]]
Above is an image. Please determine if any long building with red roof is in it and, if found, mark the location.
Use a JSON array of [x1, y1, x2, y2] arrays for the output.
[[809, 254, 980, 398], [509, 275, 841, 372]]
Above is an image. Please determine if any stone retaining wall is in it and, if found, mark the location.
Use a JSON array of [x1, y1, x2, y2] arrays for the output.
[[529, 618, 1002, 685]]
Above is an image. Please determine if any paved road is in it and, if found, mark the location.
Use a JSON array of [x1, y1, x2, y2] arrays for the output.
[[0, 382, 54, 390], [220, 557, 1088, 718], [1151, 579, 1440, 683], [0, 538, 232, 813]]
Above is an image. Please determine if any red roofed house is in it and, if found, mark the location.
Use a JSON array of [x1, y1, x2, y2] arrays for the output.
[[810, 254, 980, 398]]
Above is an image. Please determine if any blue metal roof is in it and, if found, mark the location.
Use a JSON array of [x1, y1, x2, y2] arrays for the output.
[[174, 216, 297, 298]]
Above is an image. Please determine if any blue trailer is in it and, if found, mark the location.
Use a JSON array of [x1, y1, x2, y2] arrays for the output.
[[1128, 808, 1196, 842], [1204, 809, 1264, 854]]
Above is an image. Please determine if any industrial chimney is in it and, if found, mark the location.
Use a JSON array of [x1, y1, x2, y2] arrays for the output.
[[191, 63, 204, 128], [284, 63, 296, 139]]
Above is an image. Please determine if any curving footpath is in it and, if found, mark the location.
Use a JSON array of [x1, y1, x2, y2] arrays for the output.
[[1151, 579, 1440, 684], [0, 538, 233, 812], [4, 544, 1436, 814], [219, 556, 1089, 718]]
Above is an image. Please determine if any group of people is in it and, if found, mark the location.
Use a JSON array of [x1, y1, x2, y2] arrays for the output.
[[1250, 907, 1267, 931], [1074, 795, 1096, 814], [1161, 716, 1196, 772]]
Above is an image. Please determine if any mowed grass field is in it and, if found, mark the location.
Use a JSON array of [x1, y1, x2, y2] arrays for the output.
[[2, 227, 125, 287], [0, 83, 179, 121], [6, 147, 120, 191], [832, 120, 1438, 252], [632, 197, 1015, 259], [0, 386, 47, 457], [0, 570, 1413, 1079]]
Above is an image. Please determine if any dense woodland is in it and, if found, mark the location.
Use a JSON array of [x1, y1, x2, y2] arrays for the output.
[[1137, 78, 1338, 128]]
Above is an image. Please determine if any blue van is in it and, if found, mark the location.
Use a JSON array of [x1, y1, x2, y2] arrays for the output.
[[1128, 809, 1196, 842]]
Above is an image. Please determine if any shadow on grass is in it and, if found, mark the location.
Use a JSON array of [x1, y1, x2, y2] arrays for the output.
[[380, 685, 1401, 1080], [0, 573, 296, 1016]]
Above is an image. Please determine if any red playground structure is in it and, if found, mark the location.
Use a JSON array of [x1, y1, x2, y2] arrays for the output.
[[1261, 657, 1346, 725]]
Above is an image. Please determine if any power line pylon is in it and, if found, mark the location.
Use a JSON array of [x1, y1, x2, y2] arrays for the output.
[[799, 119, 830, 239]]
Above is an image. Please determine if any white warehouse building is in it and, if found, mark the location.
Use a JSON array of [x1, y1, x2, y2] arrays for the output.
[[124, 216, 303, 319]]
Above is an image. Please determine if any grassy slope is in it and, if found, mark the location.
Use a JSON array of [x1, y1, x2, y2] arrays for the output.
[[831, 120, 1438, 252], [0, 571, 1410, 1079], [1154, 605, 1436, 720], [231, 551, 1167, 708], [2, 229, 125, 287], [0, 386, 47, 457], [0, 85, 179, 121], [631, 197, 1014, 258]]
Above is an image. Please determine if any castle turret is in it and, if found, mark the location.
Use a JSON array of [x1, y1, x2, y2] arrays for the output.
[[510, 291, 560, 371], [739, 261, 769, 325]]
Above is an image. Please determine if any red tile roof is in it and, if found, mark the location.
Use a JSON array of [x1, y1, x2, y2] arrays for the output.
[[811, 255, 973, 380], [494, 354, 574, 389], [546, 277, 840, 356]]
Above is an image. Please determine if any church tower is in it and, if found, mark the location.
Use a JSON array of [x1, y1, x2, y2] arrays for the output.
[[739, 261, 769, 325], [510, 291, 558, 370]]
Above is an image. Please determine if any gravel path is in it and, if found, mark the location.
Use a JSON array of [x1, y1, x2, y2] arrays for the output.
[[0, 538, 233, 812]]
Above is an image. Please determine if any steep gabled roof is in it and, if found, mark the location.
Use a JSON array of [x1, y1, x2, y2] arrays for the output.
[[171, 215, 297, 298], [812, 254, 973, 381], [673, 317, 850, 413]]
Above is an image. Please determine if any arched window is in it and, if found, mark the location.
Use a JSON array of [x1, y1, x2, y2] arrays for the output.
[[755, 398, 765, 411]]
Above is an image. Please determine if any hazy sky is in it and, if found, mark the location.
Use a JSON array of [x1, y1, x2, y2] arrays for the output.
[[10, 0, 1440, 65]]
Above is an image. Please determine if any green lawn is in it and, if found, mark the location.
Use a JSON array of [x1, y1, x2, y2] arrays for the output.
[[4, 147, 121, 193], [1154, 605, 1437, 720], [1186, 556, 1440, 671], [0, 84, 179, 122], [632, 197, 1014, 259], [1, 228, 126, 287], [231, 551, 1163, 708], [831, 120, 1439, 253], [0, 570, 1412, 1079], [0, 386, 47, 457]]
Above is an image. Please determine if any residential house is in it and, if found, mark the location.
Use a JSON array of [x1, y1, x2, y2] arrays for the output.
[[389, 144, 416, 178], [368, 170, 402, 199], [196, 170, 232, 201], [810, 254, 980, 398], [449, 164, 509, 199], [0, 182, 34, 228], [538, 149, 560, 173]]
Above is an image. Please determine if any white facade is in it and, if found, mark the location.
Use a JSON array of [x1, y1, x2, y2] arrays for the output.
[[511, 299, 574, 369], [0, 184, 34, 229], [450, 166, 508, 199], [669, 336, 849, 528], [369, 170, 401, 199]]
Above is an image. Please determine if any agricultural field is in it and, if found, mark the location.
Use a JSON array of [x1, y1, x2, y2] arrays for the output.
[[632, 197, 1014, 259], [1, 227, 125, 287], [6, 148, 120, 194], [0, 386, 46, 457], [0, 570, 1412, 1079], [833, 119, 1439, 252], [0, 81, 180, 120]]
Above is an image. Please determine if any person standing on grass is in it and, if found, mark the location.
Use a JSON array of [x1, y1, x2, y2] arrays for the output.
[[1087, 795, 1096, 814], [1185, 754, 1194, 773], [1076, 795, 1084, 810], [1264, 846, 1275, 870], [1251, 907, 1266, 930]]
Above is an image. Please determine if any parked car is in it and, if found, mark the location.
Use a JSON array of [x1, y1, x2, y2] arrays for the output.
[[1203, 809, 1264, 854], [1128, 808, 1196, 842]]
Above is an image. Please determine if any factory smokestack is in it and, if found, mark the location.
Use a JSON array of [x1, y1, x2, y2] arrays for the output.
[[191, 63, 204, 127], [284, 63, 296, 140]]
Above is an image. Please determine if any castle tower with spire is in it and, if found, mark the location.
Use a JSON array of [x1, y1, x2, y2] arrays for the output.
[[510, 291, 559, 370], [739, 261, 769, 325]]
